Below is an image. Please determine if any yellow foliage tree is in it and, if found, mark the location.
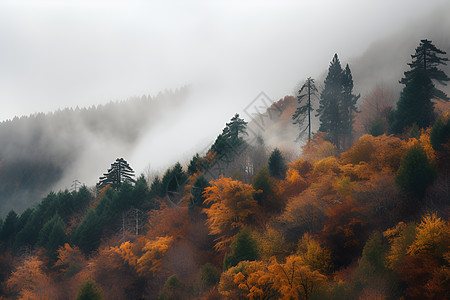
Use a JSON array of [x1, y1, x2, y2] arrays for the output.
[[136, 236, 174, 277], [297, 233, 332, 275], [219, 260, 277, 300], [268, 254, 327, 300], [407, 213, 449, 257]]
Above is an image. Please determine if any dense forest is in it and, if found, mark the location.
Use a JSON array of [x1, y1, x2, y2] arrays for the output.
[[0, 40, 449, 299], [0, 88, 189, 216]]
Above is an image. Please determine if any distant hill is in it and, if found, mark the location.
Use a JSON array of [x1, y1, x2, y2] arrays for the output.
[[0, 87, 189, 216]]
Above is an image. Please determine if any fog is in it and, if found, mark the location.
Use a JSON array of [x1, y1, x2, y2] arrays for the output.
[[1, 0, 450, 200]]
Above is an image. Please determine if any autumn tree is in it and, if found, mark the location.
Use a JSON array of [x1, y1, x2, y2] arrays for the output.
[[6, 255, 57, 299], [356, 86, 396, 136], [219, 260, 278, 299], [293, 77, 319, 141], [297, 233, 332, 275], [269, 254, 327, 300], [202, 177, 259, 252], [96, 157, 135, 190], [321, 199, 366, 268], [389, 214, 450, 299]]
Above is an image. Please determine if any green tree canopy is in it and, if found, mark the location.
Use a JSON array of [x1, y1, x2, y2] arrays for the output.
[[224, 227, 259, 270], [390, 69, 435, 133], [38, 213, 66, 260], [396, 145, 437, 198], [76, 279, 104, 300], [430, 115, 450, 151]]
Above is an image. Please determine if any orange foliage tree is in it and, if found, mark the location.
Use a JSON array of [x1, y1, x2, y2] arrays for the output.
[[6, 255, 58, 299], [321, 199, 366, 268], [202, 177, 260, 252]]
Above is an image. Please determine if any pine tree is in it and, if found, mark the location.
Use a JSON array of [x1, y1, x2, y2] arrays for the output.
[[0, 211, 17, 249], [391, 40, 449, 133], [96, 158, 135, 190], [400, 39, 449, 100], [224, 113, 248, 143], [37, 214, 66, 260], [391, 69, 435, 133], [317, 54, 344, 150], [188, 175, 209, 211], [341, 64, 360, 148], [268, 148, 287, 179], [211, 113, 248, 164], [317, 54, 359, 151], [292, 77, 318, 141]]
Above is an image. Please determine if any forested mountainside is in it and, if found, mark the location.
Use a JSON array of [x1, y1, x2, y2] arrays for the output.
[[0, 88, 189, 216], [0, 40, 449, 299]]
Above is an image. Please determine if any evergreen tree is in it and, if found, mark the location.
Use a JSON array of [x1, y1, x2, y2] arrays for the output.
[[161, 162, 188, 196], [76, 280, 104, 300], [293, 77, 318, 141], [341, 64, 360, 148], [396, 145, 437, 198], [430, 115, 450, 152], [224, 113, 248, 144], [72, 209, 103, 255], [317, 54, 344, 150], [317, 54, 359, 151], [188, 175, 209, 211], [38, 213, 66, 260], [268, 148, 287, 179], [200, 263, 220, 287], [391, 40, 449, 133], [223, 228, 259, 270], [211, 113, 248, 164], [97, 158, 135, 190], [391, 69, 435, 133], [0, 211, 17, 249], [400, 39, 449, 100], [158, 275, 187, 300], [187, 153, 207, 176]]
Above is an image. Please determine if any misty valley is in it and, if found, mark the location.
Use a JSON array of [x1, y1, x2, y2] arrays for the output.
[[1, 37, 450, 299]]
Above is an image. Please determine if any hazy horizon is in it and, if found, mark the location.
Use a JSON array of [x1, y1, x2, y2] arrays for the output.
[[1, 0, 449, 122]]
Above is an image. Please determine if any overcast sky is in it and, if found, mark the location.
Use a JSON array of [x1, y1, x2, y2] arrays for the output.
[[1, 0, 449, 123]]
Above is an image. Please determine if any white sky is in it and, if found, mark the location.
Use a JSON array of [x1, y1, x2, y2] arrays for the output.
[[1, 0, 449, 122]]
